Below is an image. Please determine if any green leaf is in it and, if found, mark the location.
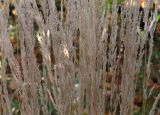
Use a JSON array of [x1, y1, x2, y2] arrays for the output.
[[156, 14, 160, 22], [11, 100, 20, 109]]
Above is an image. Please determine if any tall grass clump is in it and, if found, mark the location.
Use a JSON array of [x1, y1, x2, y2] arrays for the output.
[[0, 0, 159, 115]]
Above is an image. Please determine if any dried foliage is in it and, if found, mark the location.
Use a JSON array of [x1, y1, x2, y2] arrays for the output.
[[0, 0, 159, 115]]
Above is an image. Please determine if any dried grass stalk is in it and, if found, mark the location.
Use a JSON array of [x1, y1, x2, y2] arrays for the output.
[[0, 0, 158, 115]]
